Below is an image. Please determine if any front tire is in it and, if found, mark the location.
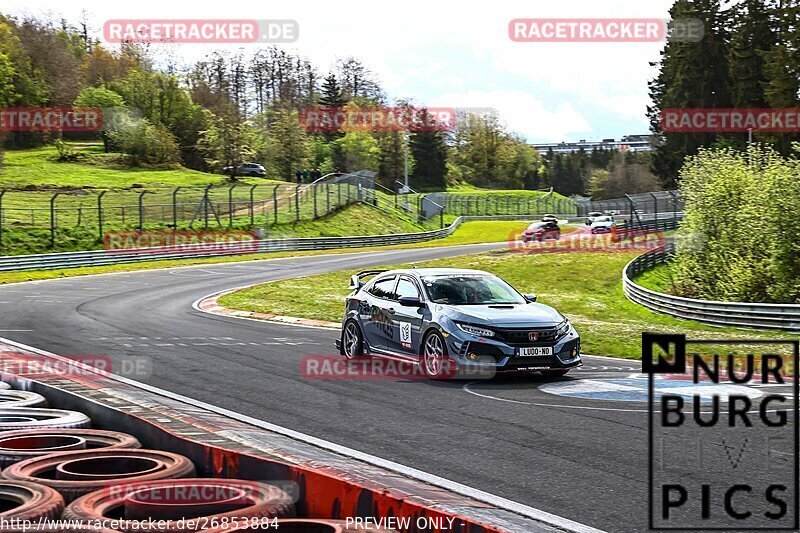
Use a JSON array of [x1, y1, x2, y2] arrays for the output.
[[342, 320, 366, 360], [421, 331, 451, 378]]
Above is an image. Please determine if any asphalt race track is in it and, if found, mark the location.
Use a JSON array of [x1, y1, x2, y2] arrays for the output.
[[0, 242, 782, 532]]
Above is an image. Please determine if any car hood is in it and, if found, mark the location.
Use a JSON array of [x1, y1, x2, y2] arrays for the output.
[[441, 303, 563, 327]]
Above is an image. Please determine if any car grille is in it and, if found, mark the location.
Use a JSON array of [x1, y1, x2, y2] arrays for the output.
[[506, 355, 556, 368], [493, 327, 559, 347]]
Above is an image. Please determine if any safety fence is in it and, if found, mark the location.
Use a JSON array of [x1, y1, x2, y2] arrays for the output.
[[426, 189, 578, 217], [0, 172, 392, 248], [623, 242, 800, 332]]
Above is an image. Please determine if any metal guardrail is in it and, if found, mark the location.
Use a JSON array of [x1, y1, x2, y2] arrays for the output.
[[0, 214, 580, 272], [623, 242, 800, 332]]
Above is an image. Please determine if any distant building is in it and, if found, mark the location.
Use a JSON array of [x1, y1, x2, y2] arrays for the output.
[[531, 134, 655, 154]]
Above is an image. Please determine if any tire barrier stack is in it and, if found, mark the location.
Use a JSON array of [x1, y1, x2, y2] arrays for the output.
[[0, 379, 399, 533]]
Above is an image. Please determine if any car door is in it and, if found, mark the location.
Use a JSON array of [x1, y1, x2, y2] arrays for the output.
[[361, 275, 397, 350], [385, 276, 425, 357]]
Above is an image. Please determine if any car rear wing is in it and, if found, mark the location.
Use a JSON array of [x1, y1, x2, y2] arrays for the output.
[[349, 270, 387, 290]]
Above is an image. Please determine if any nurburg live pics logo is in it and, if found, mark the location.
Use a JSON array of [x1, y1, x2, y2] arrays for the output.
[[643, 332, 799, 530]]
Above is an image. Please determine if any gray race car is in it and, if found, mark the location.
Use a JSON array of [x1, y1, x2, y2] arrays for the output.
[[335, 268, 582, 378]]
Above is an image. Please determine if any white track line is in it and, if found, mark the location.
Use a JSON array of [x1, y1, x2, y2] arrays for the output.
[[0, 335, 605, 533]]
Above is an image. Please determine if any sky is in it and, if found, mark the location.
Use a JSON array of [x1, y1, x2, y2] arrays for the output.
[[3, 0, 675, 143]]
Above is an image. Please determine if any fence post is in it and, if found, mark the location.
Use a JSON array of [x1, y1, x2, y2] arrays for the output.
[[326, 183, 330, 214], [295, 184, 301, 221], [440, 206, 444, 229], [249, 185, 258, 227], [228, 183, 237, 227], [0, 190, 5, 250], [50, 192, 61, 248], [337, 182, 341, 207], [97, 191, 107, 243], [312, 184, 318, 218], [138, 190, 152, 230], [172, 187, 182, 229], [668, 190, 678, 230], [273, 185, 279, 224], [203, 184, 212, 229], [650, 192, 659, 231]]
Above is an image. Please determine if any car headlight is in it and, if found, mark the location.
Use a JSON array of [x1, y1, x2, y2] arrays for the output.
[[556, 319, 571, 338], [456, 323, 495, 338]]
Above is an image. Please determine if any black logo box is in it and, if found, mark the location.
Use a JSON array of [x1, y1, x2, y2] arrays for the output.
[[644, 333, 799, 531]]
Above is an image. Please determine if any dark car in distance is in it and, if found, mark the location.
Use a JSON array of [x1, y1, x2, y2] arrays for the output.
[[521, 221, 561, 243]]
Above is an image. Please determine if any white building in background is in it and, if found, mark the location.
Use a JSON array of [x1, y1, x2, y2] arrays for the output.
[[531, 134, 655, 154]]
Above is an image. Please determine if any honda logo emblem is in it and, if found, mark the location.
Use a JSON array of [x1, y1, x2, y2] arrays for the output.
[[528, 331, 538, 341]]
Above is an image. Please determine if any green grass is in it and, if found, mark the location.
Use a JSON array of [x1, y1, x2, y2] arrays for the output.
[[0, 145, 281, 190], [269, 203, 426, 238], [633, 263, 675, 293], [0, 219, 533, 284], [219, 249, 796, 359]]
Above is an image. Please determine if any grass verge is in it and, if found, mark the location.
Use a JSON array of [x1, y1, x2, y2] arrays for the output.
[[218, 249, 796, 359], [0, 219, 533, 284]]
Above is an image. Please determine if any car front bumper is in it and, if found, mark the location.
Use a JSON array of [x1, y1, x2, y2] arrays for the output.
[[444, 326, 582, 373]]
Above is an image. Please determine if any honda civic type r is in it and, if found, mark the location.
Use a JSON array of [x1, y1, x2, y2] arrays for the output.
[[335, 268, 582, 378]]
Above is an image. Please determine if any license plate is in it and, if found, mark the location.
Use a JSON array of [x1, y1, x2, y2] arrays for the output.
[[518, 346, 553, 356]]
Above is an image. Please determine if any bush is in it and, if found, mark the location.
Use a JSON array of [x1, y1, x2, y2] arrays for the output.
[[672, 144, 800, 303], [108, 112, 180, 166]]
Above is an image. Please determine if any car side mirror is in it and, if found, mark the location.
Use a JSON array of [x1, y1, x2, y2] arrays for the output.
[[523, 294, 537, 303], [398, 296, 423, 307]]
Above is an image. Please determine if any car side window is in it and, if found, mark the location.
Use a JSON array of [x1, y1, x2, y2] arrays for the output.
[[368, 276, 397, 300], [396, 277, 420, 300]]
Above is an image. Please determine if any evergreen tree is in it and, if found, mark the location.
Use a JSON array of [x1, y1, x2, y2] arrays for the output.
[[648, 0, 732, 186], [318, 73, 347, 142], [319, 73, 347, 108], [410, 130, 448, 190], [762, 0, 800, 153]]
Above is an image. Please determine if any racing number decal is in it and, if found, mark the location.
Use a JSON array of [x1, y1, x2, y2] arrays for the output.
[[400, 322, 412, 345]]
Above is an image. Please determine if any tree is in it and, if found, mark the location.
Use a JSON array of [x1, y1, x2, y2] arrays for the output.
[[263, 108, 310, 180], [728, 0, 775, 109], [318, 73, 347, 142], [334, 130, 380, 172], [377, 130, 410, 187], [648, 0, 732, 186], [410, 109, 449, 190], [199, 107, 253, 179], [110, 69, 208, 168], [335, 57, 383, 101], [449, 111, 540, 189], [13, 16, 86, 105], [762, 0, 800, 153], [586, 152, 660, 199], [319, 73, 347, 109], [74, 86, 125, 152], [107, 112, 179, 166]]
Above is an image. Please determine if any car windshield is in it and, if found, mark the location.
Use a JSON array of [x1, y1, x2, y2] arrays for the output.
[[594, 216, 612, 222], [527, 223, 547, 230], [422, 275, 526, 305]]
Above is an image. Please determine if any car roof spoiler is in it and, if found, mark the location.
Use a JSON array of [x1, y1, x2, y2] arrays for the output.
[[349, 269, 387, 290]]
